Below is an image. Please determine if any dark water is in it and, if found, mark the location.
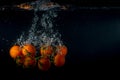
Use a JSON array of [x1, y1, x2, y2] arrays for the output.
[[0, 9, 120, 79]]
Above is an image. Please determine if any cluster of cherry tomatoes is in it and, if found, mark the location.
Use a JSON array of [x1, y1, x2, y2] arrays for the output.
[[9, 44, 68, 71]]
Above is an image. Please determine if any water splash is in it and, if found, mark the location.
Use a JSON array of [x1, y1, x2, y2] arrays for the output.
[[15, 0, 64, 54], [30, 0, 61, 11]]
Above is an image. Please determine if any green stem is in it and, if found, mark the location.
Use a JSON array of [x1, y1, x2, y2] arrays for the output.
[[35, 56, 40, 60]]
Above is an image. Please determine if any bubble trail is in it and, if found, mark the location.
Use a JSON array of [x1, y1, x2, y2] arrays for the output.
[[15, 0, 64, 55]]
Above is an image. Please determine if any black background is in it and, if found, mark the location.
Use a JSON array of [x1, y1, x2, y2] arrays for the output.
[[0, 0, 120, 80], [0, 0, 120, 6]]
